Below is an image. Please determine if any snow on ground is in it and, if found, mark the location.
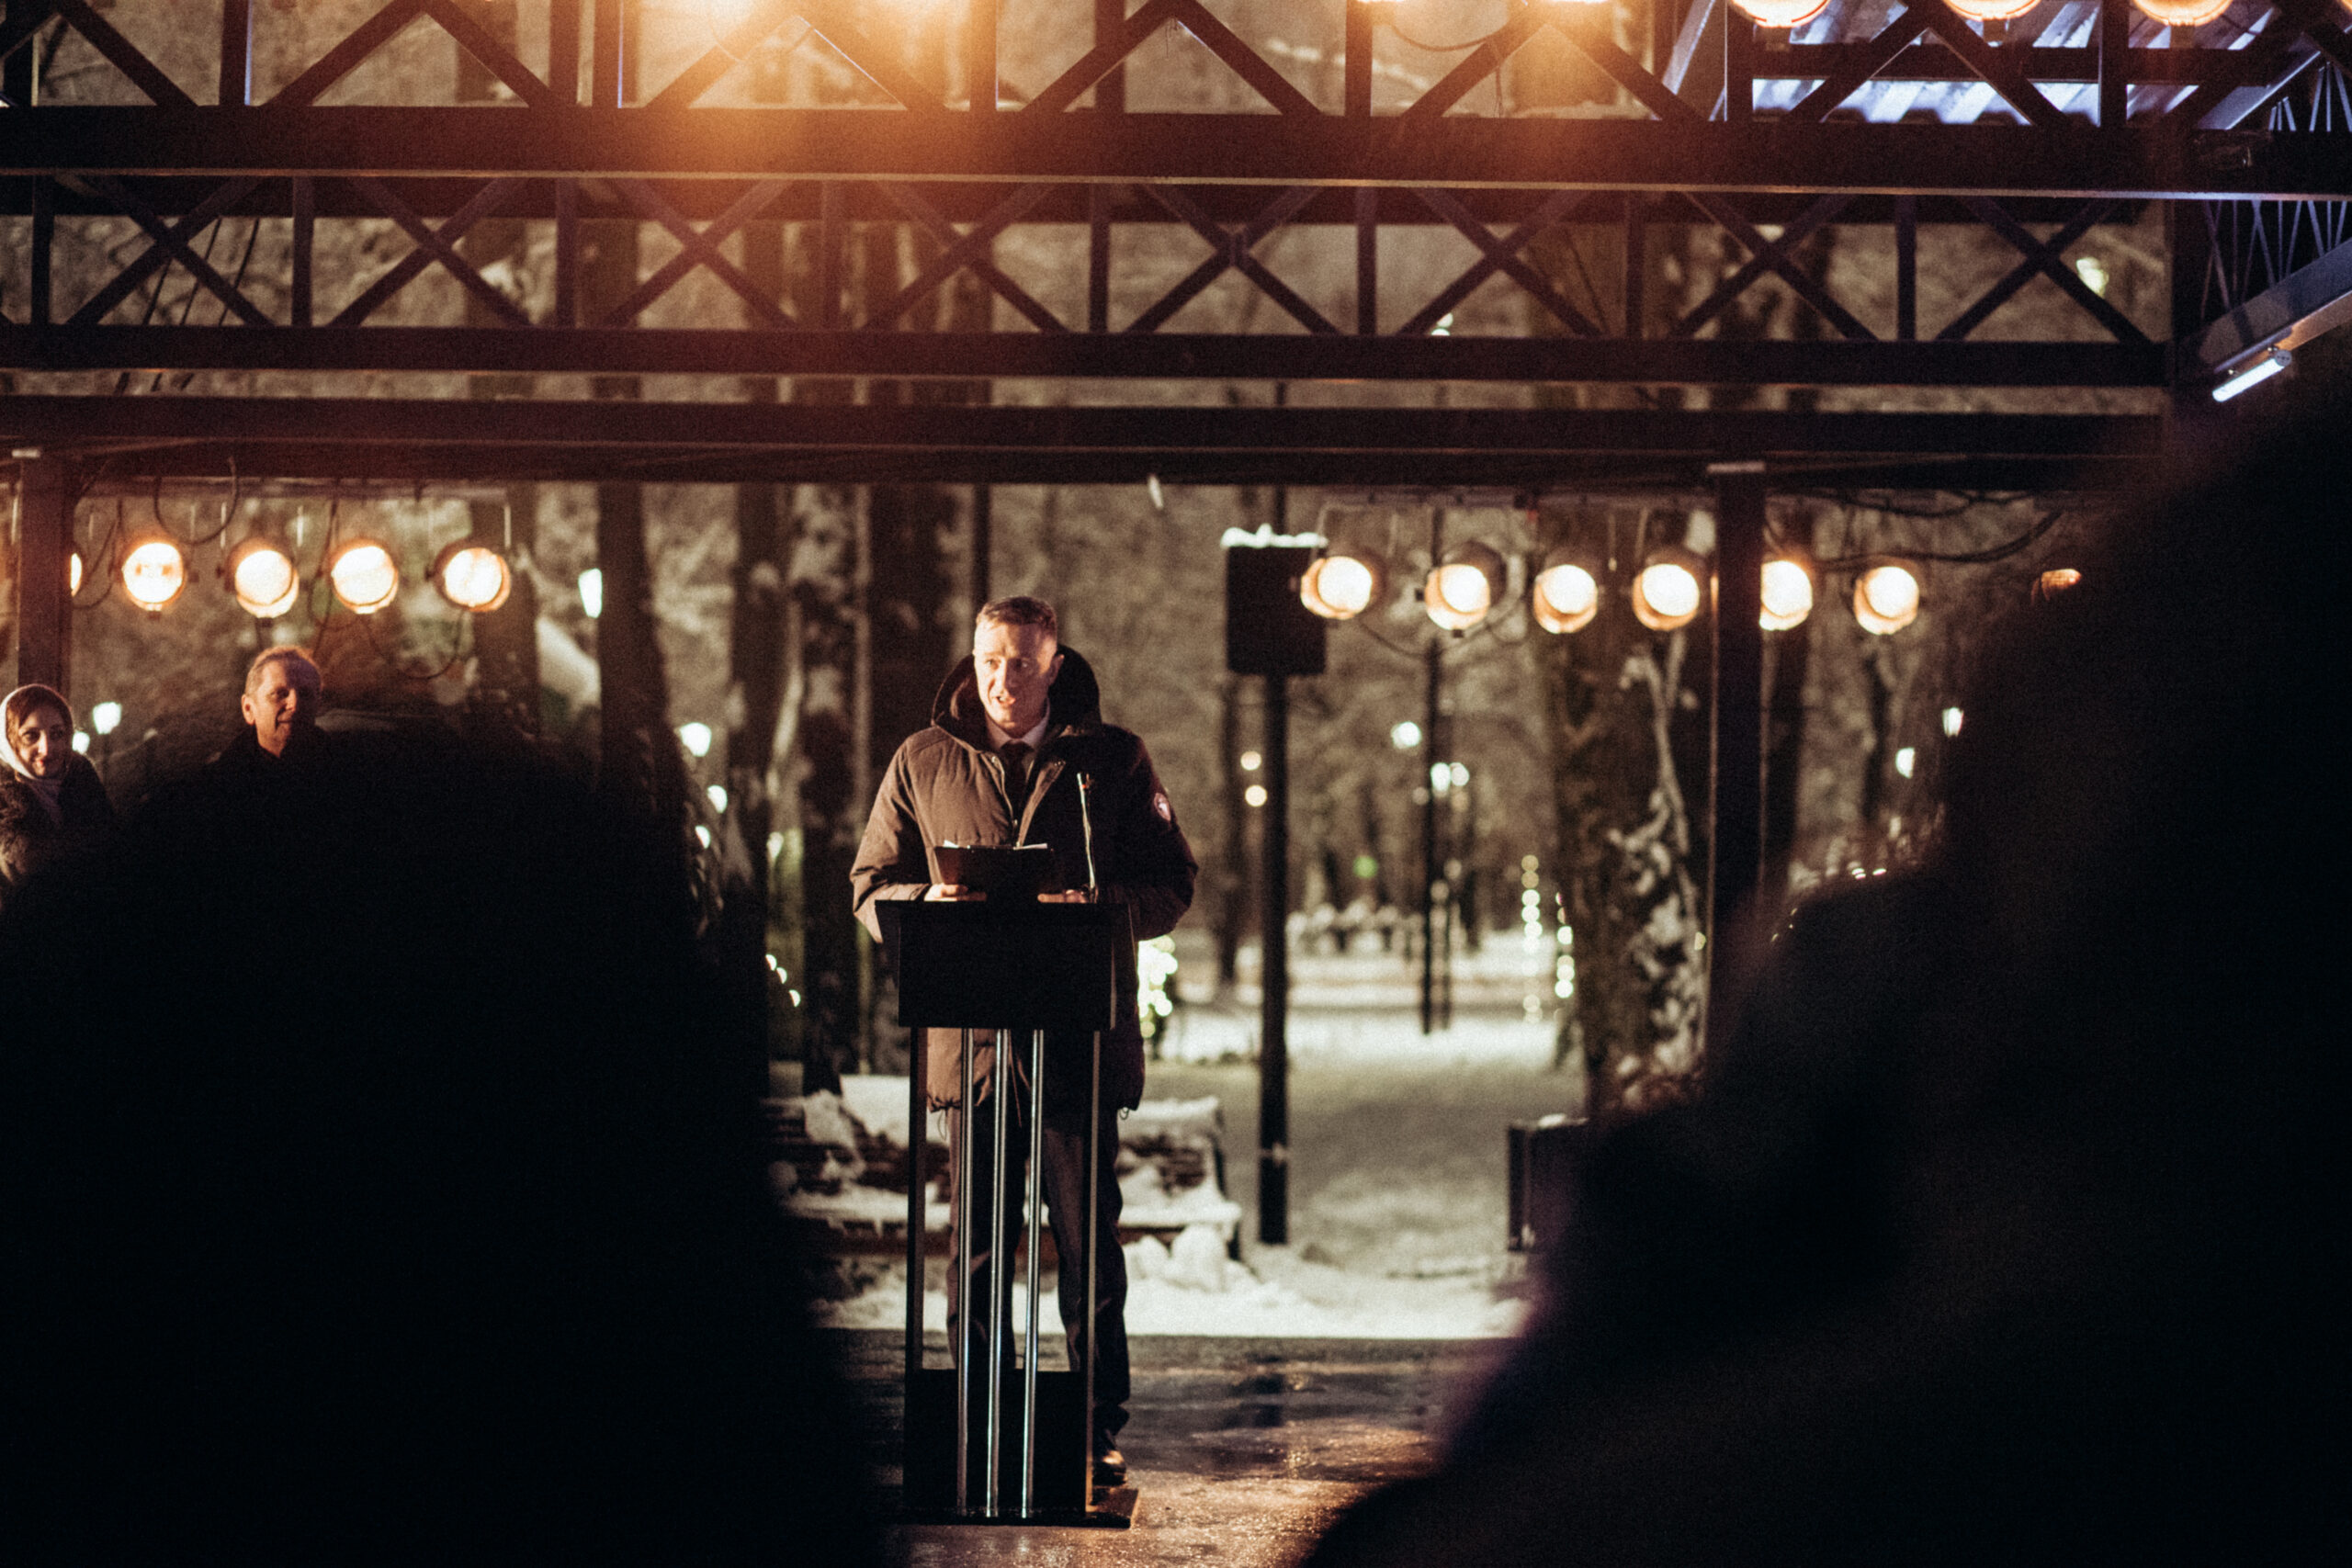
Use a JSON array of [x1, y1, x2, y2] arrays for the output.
[[809, 944, 1578, 1340]]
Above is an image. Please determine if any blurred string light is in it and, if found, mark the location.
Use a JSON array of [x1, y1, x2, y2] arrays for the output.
[[1759, 555, 1816, 631], [1631, 546, 1706, 633], [224, 536, 300, 619], [577, 568, 604, 619], [1245, 784, 1269, 807], [1530, 547, 1600, 634], [679, 722, 714, 758], [1390, 720, 1422, 750], [1300, 547, 1386, 620], [92, 701, 122, 737], [1943, 706, 1964, 738], [326, 538, 400, 615], [1423, 541, 1508, 632], [2132, 0, 2231, 25], [707, 784, 729, 813], [119, 533, 188, 613], [1136, 935, 1179, 1041], [1239, 750, 1262, 773], [432, 541, 513, 614], [1895, 746, 1917, 779], [1853, 560, 1923, 636], [1729, 0, 1829, 26]]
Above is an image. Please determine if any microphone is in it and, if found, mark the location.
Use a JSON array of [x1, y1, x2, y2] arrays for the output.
[[1077, 773, 1098, 898]]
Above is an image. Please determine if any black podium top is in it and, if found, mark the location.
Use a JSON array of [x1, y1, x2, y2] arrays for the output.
[[877, 901, 1125, 1032]]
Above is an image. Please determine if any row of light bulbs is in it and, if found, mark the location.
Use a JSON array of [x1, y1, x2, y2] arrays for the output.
[[1722, 0, 2233, 30], [1300, 542, 1931, 637], [76, 529, 515, 618]]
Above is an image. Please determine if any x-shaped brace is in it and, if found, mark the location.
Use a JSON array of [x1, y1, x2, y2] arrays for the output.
[[1678, 193, 1864, 340], [605, 180, 798, 329], [1402, 188, 1597, 338], [1682, 194, 1874, 342], [335, 178, 529, 328], [1128, 186, 1334, 335], [869, 184, 1066, 333], [1941, 198, 2144, 344], [67, 176, 263, 327]]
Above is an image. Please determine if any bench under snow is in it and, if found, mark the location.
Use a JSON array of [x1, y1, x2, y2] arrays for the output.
[[766, 1077, 1241, 1255]]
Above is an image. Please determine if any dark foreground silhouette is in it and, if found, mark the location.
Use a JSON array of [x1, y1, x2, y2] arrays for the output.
[[0, 739, 875, 1565], [1308, 385, 2350, 1565]]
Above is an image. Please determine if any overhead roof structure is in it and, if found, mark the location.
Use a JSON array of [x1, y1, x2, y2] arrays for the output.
[[0, 0, 2345, 491]]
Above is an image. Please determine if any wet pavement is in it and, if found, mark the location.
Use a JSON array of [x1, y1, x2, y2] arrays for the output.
[[831, 1331, 1510, 1567]]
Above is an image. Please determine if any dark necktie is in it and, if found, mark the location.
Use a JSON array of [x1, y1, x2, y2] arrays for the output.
[[999, 741, 1033, 815]]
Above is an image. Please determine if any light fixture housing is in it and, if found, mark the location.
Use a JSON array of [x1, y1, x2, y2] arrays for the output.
[[119, 532, 188, 613], [326, 537, 401, 615], [2130, 0, 2230, 26], [1422, 541, 1508, 632], [1530, 546, 1602, 635], [1759, 554, 1817, 631], [1631, 546, 1707, 633], [1853, 559, 1924, 636], [1300, 548, 1387, 621], [432, 540, 514, 614], [1728, 0, 1830, 26], [223, 536, 301, 619]]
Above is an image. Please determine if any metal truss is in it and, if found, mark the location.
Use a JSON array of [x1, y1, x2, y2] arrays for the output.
[[2, 0, 2348, 401]]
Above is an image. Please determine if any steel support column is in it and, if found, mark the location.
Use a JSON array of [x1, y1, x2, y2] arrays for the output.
[[1704, 465, 1768, 1054], [14, 456, 73, 694], [1258, 670, 1290, 1247]]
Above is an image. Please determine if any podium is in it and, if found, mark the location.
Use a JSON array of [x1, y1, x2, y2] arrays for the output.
[[878, 901, 1129, 1527]]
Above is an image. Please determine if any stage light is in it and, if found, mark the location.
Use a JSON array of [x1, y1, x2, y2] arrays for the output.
[[327, 538, 400, 615], [1729, 0, 1830, 26], [1300, 548, 1387, 620], [224, 536, 300, 619], [432, 540, 513, 614], [2212, 346, 2290, 402], [1422, 541, 1508, 632], [1759, 555, 1816, 631], [119, 534, 188, 613], [1853, 560, 1923, 635], [2036, 567, 2083, 599], [1530, 547, 1601, 635], [1631, 546, 1706, 633], [1946, 0, 2038, 17], [2131, 0, 2230, 26]]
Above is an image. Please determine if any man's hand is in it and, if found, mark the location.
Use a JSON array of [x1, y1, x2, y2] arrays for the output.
[[1038, 889, 1096, 904], [925, 883, 982, 901]]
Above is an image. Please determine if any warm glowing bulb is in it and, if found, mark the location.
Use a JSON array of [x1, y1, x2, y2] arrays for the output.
[[1729, 0, 1830, 26], [2036, 568, 2083, 598], [1946, 0, 2039, 17], [1633, 561, 1702, 630], [229, 540, 300, 618], [68, 552, 84, 594], [1433, 564, 1489, 615], [120, 537, 187, 612], [1759, 558, 1815, 631], [2131, 0, 2230, 25], [329, 540, 400, 615], [1854, 563, 1922, 635], [1531, 561, 1599, 635], [434, 542, 513, 613], [1301, 555, 1377, 619]]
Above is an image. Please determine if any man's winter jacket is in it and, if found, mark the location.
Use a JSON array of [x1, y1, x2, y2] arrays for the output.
[[851, 647, 1196, 1113]]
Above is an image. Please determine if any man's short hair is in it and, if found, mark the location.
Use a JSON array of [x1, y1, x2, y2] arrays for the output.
[[976, 595, 1057, 642], [245, 646, 322, 695]]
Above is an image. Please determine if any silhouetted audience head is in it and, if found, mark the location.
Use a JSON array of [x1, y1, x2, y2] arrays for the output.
[[1306, 378, 2351, 1565], [0, 741, 873, 1565]]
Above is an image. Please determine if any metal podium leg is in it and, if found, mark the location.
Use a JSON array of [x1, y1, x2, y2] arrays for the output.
[[955, 1028, 975, 1517], [1021, 1028, 1046, 1516], [987, 1029, 1011, 1517], [1084, 1029, 1102, 1503]]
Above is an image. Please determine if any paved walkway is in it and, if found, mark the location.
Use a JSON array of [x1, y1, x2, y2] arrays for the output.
[[833, 1332, 1506, 1568]]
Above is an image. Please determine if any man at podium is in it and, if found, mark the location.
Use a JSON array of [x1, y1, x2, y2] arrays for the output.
[[852, 595, 1197, 1488]]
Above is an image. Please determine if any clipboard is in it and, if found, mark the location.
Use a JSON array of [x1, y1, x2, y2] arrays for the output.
[[933, 842, 1056, 900]]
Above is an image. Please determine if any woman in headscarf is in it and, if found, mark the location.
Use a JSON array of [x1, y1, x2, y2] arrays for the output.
[[0, 684, 117, 905]]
